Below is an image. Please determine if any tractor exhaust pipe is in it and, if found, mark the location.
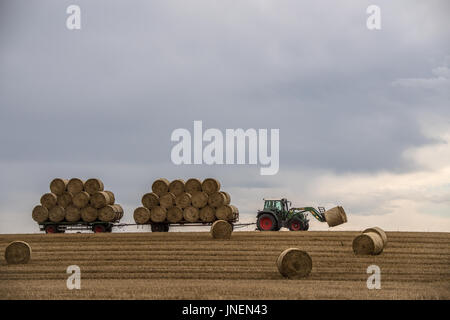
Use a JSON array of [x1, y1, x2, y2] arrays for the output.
[[324, 206, 347, 227]]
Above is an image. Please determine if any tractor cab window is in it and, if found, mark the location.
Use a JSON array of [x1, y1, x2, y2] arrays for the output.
[[264, 200, 282, 211]]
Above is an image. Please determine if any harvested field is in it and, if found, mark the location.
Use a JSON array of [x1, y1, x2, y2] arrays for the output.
[[0, 231, 449, 299]]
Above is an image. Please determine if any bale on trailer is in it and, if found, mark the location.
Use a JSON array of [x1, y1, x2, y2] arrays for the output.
[[57, 191, 73, 208], [152, 178, 170, 196], [215, 204, 238, 221], [81, 206, 98, 222], [167, 206, 183, 223], [84, 178, 104, 195], [191, 191, 208, 208], [90, 191, 112, 209], [277, 248, 312, 279], [67, 178, 84, 194], [208, 192, 230, 208], [73, 191, 90, 208], [99, 204, 123, 222], [210, 220, 232, 239], [169, 179, 185, 196], [65, 205, 81, 222], [150, 206, 167, 223], [48, 205, 65, 223], [175, 192, 192, 208], [4, 241, 31, 264], [40, 193, 57, 209], [104, 191, 115, 204], [185, 178, 202, 194], [324, 206, 347, 227], [202, 178, 221, 195], [352, 232, 384, 255], [363, 227, 387, 247], [134, 207, 151, 224], [49, 178, 68, 195], [183, 206, 200, 222], [142, 192, 159, 209], [32, 205, 48, 223], [159, 192, 176, 208], [200, 206, 216, 222]]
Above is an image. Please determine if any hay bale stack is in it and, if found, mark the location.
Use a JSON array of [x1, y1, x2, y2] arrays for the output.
[[185, 178, 202, 194], [32, 205, 48, 223], [324, 206, 347, 227], [40, 193, 57, 209], [134, 178, 238, 224], [363, 227, 387, 247], [152, 178, 170, 196], [277, 248, 312, 279], [67, 178, 84, 194], [167, 206, 183, 223], [49, 178, 68, 195], [169, 179, 185, 196], [150, 206, 167, 223], [352, 232, 384, 255], [84, 178, 104, 195], [134, 207, 151, 224], [4, 241, 32, 264], [142, 192, 159, 209], [210, 220, 232, 239], [160, 192, 176, 208], [32, 178, 123, 227]]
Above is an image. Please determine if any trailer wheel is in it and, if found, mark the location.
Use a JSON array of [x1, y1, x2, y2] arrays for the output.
[[106, 225, 113, 233], [163, 224, 169, 232], [93, 224, 106, 233], [45, 225, 57, 234], [257, 213, 277, 231], [151, 224, 167, 232]]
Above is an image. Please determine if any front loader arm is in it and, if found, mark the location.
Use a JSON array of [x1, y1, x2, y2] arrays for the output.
[[290, 207, 326, 223]]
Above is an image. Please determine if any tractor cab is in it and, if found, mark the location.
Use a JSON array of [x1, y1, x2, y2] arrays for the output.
[[263, 198, 290, 213]]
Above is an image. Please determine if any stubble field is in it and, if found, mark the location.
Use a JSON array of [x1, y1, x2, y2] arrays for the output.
[[0, 231, 449, 299]]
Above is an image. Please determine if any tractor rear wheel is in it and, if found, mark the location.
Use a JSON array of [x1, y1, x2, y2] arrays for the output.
[[257, 214, 277, 231]]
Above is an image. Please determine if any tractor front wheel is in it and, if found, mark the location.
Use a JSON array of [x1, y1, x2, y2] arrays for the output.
[[257, 214, 277, 231], [288, 219, 309, 231]]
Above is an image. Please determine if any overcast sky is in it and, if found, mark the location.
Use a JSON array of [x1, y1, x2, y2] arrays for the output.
[[1, 0, 449, 233]]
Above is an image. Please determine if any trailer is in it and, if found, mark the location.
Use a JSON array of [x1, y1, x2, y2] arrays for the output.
[[39, 221, 120, 233]]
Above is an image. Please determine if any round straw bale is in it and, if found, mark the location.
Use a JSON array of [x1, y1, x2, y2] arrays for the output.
[[99, 205, 122, 222], [185, 178, 202, 194], [40, 193, 57, 209], [183, 206, 199, 222], [191, 191, 208, 208], [200, 206, 216, 222], [277, 248, 312, 279], [67, 178, 84, 194], [65, 205, 81, 222], [48, 205, 65, 223], [169, 179, 185, 196], [73, 191, 90, 208], [81, 206, 98, 222], [112, 204, 124, 220], [324, 206, 345, 227], [32, 205, 48, 223], [104, 191, 115, 204], [363, 227, 387, 247], [90, 191, 112, 209], [5, 241, 31, 264], [84, 178, 104, 195], [150, 206, 167, 223], [201, 178, 221, 195], [175, 192, 192, 208], [210, 220, 232, 239], [159, 192, 176, 208], [221, 191, 231, 205], [215, 204, 238, 221], [134, 207, 150, 224], [208, 192, 230, 208], [57, 191, 73, 208], [142, 192, 159, 209], [352, 232, 384, 255], [167, 206, 183, 223], [49, 178, 68, 195], [151, 178, 170, 196]]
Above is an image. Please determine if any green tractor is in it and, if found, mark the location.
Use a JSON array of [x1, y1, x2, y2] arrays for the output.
[[256, 198, 347, 231]]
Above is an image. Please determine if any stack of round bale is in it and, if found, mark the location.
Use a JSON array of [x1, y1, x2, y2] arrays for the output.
[[352, 227, 388, 255], [134, 178, 239, 224], [32, 178, 123, 224]]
